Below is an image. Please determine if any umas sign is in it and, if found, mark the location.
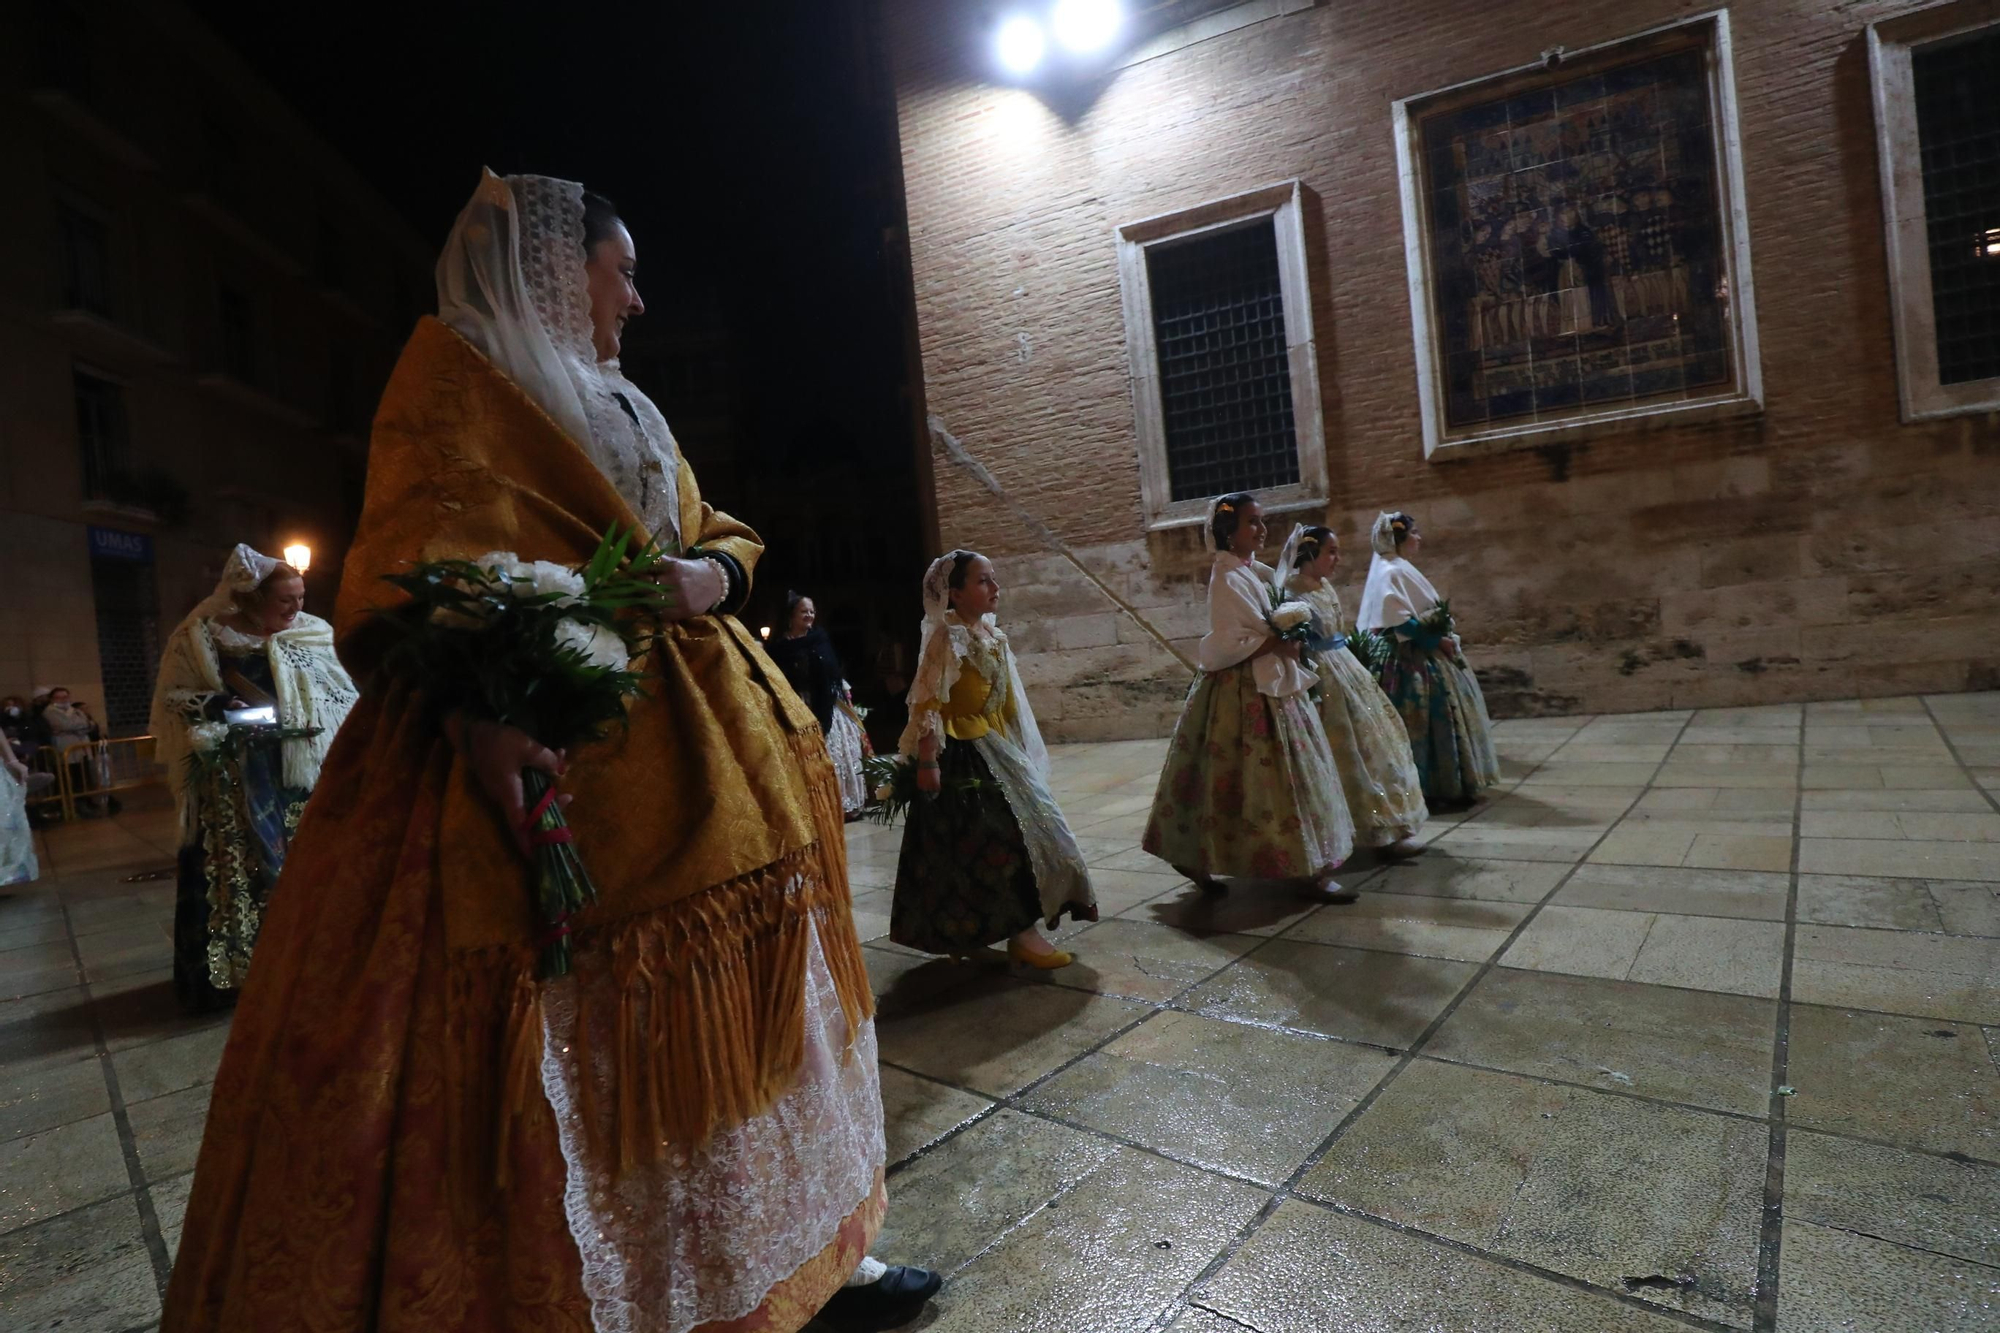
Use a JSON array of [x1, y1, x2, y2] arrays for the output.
[[87, 526, 153, 563]]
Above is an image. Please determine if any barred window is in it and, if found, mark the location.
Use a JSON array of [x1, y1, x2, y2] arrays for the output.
[[56, 201, 112, 316], [1117, 181, 1327, 530], [1912, 26, 2000, 386], [74, 368, 131, 500], [1147, 219, 1301, 501], [1868, 5, 2000, 420]]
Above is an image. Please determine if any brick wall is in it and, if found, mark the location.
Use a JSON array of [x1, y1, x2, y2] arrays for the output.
[[880, 0, 2000, 740]]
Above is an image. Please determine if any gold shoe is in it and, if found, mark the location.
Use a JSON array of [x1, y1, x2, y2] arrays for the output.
[[1007, 939, 1074, 970]]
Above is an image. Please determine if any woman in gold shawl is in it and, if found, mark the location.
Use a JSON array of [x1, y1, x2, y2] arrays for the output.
[[162, 172, 938, 1333]]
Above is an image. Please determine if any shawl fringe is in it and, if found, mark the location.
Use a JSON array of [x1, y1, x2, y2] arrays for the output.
[[445, 729, 872, 1202]]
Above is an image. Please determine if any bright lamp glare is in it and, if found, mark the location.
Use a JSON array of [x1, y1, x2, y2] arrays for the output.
[[1052, 0, 1121, 53], [995, 16, 1046, 74]]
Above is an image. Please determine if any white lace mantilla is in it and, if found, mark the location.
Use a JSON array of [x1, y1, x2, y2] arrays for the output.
[[539, 918, 884, 1333], [955, 635, 1093, 924]]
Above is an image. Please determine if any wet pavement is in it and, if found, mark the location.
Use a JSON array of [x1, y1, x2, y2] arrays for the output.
[[4, 693, 1998, 1330]]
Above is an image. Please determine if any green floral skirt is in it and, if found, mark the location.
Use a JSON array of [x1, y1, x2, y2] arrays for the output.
[[1142, 665, 1354, 881], [1377, 640, 1501, 805], [890, 741, 1096, 953]]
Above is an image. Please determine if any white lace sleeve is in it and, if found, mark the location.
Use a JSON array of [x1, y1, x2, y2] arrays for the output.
[[896, 624, 963, 757]]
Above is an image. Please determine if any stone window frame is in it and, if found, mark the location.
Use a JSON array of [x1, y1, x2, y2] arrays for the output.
[[1868, 0, 2000, 422], [1391, 9, 1765, 461], [1116, 179, 1330, 532]]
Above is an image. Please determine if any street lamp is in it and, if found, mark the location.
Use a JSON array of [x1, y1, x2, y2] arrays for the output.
[[1052, 0, 1120, 54], [283, 542, 312, 574], [995, 15, 1047, 75]]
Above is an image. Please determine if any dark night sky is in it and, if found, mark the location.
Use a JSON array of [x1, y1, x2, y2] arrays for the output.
[[187, 0, 914, 478]]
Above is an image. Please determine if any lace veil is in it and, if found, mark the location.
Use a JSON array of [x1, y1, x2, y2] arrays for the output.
[[1271, 523, 1308, 599], [896, 551, 1052, 777], [436, 170, 682, 546], [191, 543, 283, 621]]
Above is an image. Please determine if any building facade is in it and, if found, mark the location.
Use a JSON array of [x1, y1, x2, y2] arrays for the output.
[[880, 0, 2000, 740], [0, 2, 432, 736]]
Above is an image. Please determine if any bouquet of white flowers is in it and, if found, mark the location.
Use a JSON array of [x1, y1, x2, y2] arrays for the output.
[[1268, 597, 1317, 645], [373, 527, 672, 976]]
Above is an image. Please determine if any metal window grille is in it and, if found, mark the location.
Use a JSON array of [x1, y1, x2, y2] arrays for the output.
[[88, 558, 160, 738], [1913, 26, 2000, 385], [1147, 218, 1300, 502], [73, 369, 130, 499]]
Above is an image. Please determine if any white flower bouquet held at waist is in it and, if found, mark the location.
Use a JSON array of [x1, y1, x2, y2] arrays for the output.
[[372, 527, 674, 977]]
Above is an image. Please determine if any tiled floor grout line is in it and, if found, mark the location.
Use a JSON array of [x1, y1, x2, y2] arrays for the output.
[[883, 780, 1763, 1333], [58, 887, 175, 1300], [1149, 711, 1691, 1332], [1750, 712, 1807, 1333], [880, 911, 1347, 1185], [1920, 694, 2000, 817], [1290, 1197, 1741, 1333]]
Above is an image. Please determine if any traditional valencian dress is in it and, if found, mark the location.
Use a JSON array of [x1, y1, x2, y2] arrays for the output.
[[1277, 532, 1427, 848], [163, 173, 883, 1333], [1143, 541, 1355, 882], [1355, 515, 1501, 806], [0, 764, 35, 887], [768, 625, 870, 817], [890, 560, 1096, 953], [149, 545, 359, 1012]]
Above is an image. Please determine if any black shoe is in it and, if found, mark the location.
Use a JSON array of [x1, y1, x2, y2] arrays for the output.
[[816, 1265, 943, 1330]]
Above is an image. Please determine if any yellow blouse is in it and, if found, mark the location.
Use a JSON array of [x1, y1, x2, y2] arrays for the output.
[[917, 632, 1017, 743]]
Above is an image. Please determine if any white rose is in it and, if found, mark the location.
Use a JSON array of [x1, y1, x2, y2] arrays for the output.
[[469, 551, 529, 584], [1271, 601, 1313, 631], [555, 618, 630, 672], [190, 722, 228, 752], [524, 560, 586, 605]]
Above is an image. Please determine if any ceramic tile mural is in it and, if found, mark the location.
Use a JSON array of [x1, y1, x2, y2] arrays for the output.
[[1415, 44, 1739, 433]]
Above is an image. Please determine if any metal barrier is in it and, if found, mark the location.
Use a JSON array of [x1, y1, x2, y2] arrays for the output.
[[24, 736, 165, 823], [22, 745, 71, 823]]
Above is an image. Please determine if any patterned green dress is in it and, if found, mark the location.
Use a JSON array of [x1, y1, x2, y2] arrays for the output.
[[1294, 580, 1428, 846], [1357, 555, 1500, 806]]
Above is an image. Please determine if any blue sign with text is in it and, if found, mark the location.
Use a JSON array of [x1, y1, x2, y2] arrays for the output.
[[88, 526, 154, 563]]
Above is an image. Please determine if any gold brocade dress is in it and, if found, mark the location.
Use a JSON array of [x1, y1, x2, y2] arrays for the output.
[[163, 319, 883, 1333], [891, 621, 1096, 953]]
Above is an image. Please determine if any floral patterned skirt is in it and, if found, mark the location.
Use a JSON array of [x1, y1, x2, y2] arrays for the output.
[[891, 741, 1096, 953], [1142, 665, 1355, 881], [173, 749, 306, 1012], [1377, 640, 1502, 806], [1314, 647, 1429, 846]]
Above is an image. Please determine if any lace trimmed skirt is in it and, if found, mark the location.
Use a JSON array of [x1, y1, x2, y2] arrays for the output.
[[1142, 664, 1355, 881]]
